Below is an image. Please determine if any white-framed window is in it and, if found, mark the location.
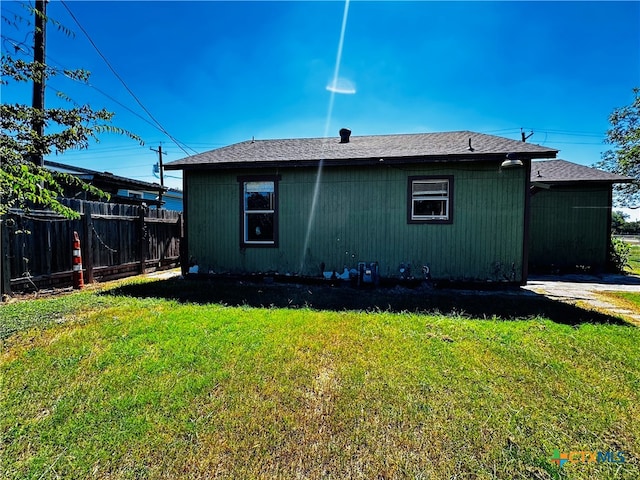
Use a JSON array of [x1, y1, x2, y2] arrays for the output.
[[238, 175, 280, 247], [408, 176, 453, 223]]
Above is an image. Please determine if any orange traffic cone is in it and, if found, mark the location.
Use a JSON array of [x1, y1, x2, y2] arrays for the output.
[[72, 231, 84, 289]]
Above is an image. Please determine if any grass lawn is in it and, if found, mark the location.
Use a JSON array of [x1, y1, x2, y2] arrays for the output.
[[598, 291, 640, 314], [1, 276, 639, 479], [626, 244, 640, 276]]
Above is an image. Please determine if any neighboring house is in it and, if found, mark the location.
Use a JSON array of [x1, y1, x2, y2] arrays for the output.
[[166, 130, 558, 284], [162, 188, 184, 212], [45, 160, 169, 208], [529, 159, 632, 273]]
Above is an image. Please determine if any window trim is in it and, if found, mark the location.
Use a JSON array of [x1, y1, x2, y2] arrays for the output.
[[407, 175, 454, 224], [238, 175, 281, 248], [126, 190, 143, 199]]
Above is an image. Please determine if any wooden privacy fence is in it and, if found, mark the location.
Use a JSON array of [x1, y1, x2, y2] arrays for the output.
[[1, 199, 182, 294]]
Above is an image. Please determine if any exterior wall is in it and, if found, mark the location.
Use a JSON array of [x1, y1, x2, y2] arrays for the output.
[[186, 161, 527, 282], [116, 188, 183, 211], [529, 184, 611, 272], [117, 189, 158, 202], [162, 190, 183, 212]]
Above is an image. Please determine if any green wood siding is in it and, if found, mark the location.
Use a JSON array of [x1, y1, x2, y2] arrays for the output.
[[529, 185, 611, 272], [186, 161, 526, 281]]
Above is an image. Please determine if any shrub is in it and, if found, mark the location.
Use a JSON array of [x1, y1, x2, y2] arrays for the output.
[[608, 236, 631, 273]]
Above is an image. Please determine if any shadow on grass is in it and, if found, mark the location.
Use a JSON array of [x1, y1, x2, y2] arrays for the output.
[[101, 276, 631, 327]]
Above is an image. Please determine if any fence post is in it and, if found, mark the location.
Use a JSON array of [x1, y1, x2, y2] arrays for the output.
[[139, 206, 146, 274], [1, 218, 12, 298], [45, 221, 52, 276], [82, 208, 94, 284], [178, 213, 187, 276]]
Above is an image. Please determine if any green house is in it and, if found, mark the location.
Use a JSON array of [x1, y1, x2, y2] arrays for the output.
[[166, 130, 562, 284], [529, 159, 631, 273]]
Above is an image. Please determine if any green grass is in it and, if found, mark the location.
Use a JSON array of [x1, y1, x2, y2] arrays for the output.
[[599, 291, 640, 313], [1, 278, 639, 479], [627, 244, 640, 275], [0, 290, 110, 340], [610, 291, 640, 309]]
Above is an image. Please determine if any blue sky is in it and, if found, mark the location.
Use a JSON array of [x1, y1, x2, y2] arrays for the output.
[[2, 1, 639, 197]]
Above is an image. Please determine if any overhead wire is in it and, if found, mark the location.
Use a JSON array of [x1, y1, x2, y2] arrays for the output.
[[4, 10, 610, 158], [480, 127, 605, 139], [56, 143, 152, 153], [1, 33, 33, 54], [43, 84, 160, 162], [46, 55, 165, 132], [1, 31, 179, 139], [59, 0, 199, 157], [520, 128, 605, 138], [1, 48, 164, 168]]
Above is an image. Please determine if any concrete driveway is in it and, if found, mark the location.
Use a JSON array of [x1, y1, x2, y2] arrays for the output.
[[524, 274, 640, 325]]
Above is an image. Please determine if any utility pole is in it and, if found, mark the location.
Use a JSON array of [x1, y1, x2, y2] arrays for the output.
[[150, 145, 165, 205], [521, 128, 534, 143], [31, 0, 47, 167]]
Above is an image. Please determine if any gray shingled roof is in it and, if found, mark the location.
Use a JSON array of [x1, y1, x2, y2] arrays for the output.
[[531, 159, 632, 184], [165, 130, 558, 170], [45, 160, 167, 191]]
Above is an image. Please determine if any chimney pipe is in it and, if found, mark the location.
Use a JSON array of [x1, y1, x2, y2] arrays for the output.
[[339, 128, 351, 143]]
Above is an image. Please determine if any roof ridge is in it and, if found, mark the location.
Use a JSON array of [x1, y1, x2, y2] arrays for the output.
[[247, 129, 482, 143]]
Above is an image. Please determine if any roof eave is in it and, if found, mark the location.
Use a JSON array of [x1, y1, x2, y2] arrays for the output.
[[532, 178, 634, 186], [166, 150, 558, 171], [93, 174, 168, 193]]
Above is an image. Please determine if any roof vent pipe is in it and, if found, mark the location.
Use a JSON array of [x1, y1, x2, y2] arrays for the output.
[[339, 128, 351, 143]]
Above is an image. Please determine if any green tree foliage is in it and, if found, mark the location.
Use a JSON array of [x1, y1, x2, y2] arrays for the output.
[[611, 210, 640, 235], [611, 210, 629, 233], [597, 87, 640, 207], [1, 5, 142, 219]]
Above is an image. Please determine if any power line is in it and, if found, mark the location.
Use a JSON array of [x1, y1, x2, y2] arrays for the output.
[[479, 128, 521, 134], [481, 127, 605, 139], [1, 33, 33, 55], [45, 83, 165, 150], [519, 127, 605, 138], [65, 152, 158, 161], [45, 54, 183, 138], [46, 61, 163, 132], [3, 31, 177, 138], [184, 142, 228, 147], [545, 141, 606, 146], [59, 0, 199, 157], [61, 145, 152, 154]]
